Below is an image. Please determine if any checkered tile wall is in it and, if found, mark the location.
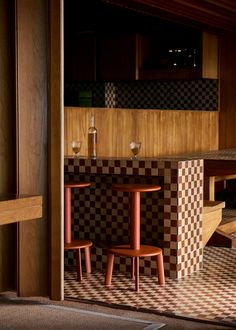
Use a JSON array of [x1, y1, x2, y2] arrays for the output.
[[64, 157, 204, 279], [65, 79, 218, 110]]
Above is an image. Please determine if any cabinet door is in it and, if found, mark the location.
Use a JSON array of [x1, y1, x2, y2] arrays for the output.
[[97, 34, 136, 81], [64, 34, 96, 81]]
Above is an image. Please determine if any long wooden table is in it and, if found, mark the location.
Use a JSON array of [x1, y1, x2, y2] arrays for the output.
[[170, 149, 236, 247], [163, 148, 236, 198]]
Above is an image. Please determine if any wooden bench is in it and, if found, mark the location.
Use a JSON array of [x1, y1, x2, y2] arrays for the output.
[[203, 200, 225, 247], [204, 174, 236, 247], [208, 208, 236, 248]]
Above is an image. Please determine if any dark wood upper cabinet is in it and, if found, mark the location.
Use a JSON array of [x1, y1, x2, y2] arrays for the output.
[[97, 33, 137, 81], [64, 33, 96, 82], [64, 30, 218, 82], [64, 1, 218, 82], [138, 31, 218, 80]]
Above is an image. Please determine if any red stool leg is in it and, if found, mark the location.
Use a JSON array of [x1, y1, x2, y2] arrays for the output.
[[131, 257, 135, 279], [84, 246, 91, 274], [130, 192, 140, 250], [64, 187, 72, 244], [135, 257, 139, 291], [157, 252, 165, 285], [76, 249, 82, 281], [105, 253, 114, 286]]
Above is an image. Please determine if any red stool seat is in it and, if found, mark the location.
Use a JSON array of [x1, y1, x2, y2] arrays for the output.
[[105, 183, 165, 291], [64, 182, 92, 281], [64, 240, 93, 250], [106, 244, 162, 257]]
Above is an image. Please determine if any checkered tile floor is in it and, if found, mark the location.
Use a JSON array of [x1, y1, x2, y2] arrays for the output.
[[64, 247, 236, 327]]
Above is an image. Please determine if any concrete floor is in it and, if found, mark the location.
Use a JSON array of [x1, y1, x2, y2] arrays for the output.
[[0, 292, 235, 330], [62, 299, 236, 330]]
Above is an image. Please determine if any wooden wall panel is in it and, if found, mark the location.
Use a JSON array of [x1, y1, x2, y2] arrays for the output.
[[219, 34, 236, 149], [0, 0, 16, 292], [15, 0, 48, 296], [65, 108, 219, 157], [202, 32, 218, 79]]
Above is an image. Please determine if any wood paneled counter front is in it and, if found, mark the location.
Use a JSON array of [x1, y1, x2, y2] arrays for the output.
[[64, 157, 203, 279]]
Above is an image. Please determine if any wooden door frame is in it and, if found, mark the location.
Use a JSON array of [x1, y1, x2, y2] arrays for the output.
[[49, 0, 64, 300]]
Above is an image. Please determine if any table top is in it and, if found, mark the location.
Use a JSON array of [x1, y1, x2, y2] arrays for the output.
[[167, 149, 236, 161], [112, 183, 161, 193], [65, 149, 236, 162]]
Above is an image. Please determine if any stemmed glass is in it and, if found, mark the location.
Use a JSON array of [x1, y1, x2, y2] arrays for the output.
[[71, 141, 82, 158], [130, 141, 141, 160]]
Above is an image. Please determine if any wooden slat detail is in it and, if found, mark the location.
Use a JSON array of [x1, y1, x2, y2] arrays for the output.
[[219, 35, 236, 149], [202, 32, 218, 79], [0, 206, 42, 226], [0, 195, 42, 228], [0, 196, 42, 213], [65, 108, 219, 157]]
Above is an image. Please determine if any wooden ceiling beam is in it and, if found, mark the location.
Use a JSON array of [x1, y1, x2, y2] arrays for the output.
[[102, 0, 236, 33], [173, 0, 236, 21], [199, 0, 236, 13]]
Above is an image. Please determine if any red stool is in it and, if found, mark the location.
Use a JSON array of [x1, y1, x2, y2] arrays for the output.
[[64, 182, 92, 281], [105, 184, 165, 291]]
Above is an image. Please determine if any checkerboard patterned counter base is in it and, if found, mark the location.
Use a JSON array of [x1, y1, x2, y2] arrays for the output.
[[65, 157, 204, 279]]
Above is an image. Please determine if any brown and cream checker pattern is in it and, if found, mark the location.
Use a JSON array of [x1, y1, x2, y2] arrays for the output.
[[176, 160, 203, 278], [64, 174, 164, 275], [64, 247, 236, 327], [64, 157, 203, 279]]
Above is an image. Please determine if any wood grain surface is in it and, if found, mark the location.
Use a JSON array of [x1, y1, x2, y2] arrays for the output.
[[0, 195, 42, 226], [65, 107, 219, 157], [15, 0, 47, 297], [0, 0, 16, 293], [48, 0, 64, 301], [219, 34, 236, 150]]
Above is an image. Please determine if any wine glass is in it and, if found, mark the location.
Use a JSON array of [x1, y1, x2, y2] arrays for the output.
[[71, 140, 82, 158], [130, 141, 141, 160]]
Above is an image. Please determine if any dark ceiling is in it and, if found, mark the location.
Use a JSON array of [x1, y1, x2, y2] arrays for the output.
[[101, 0, 236, 34], [64, 0, 201, 36]]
